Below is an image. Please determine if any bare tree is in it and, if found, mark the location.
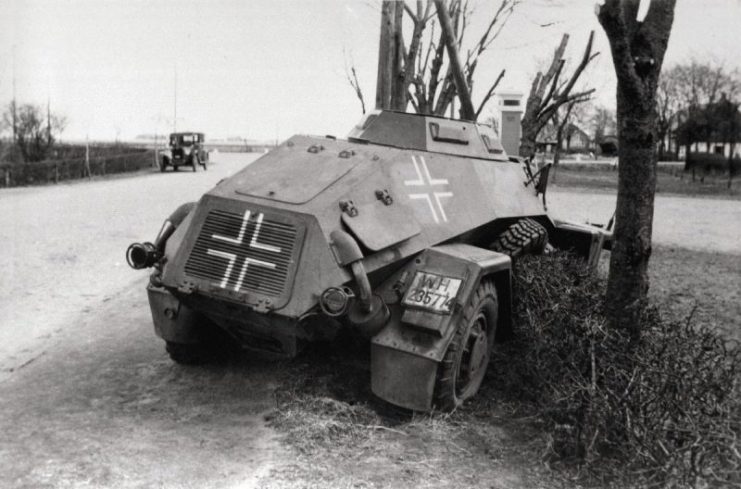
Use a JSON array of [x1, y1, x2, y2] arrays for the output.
[[656, 65, 682, 159], [662, 61, 740, 156], [2, 103, 67, 163], [589, 105, 617, 147], [519, 31, 598, 158], [597, 0, 676, 336], [371, 0, 517, 120]]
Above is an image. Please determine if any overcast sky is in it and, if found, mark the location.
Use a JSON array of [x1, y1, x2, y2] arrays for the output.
[[1, 0, 739, 142]]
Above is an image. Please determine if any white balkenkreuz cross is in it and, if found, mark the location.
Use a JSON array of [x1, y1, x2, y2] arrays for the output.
[[206, 210, 281, 291], [404, 155, 453, 223]]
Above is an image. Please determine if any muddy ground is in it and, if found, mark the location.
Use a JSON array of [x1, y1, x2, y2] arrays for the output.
[[1, 153, 738, 488]]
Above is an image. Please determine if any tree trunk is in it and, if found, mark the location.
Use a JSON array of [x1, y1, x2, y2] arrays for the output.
[[605, 98, 657, 335], [598, 0, 676, 336], [433, 0, 476, 121], [375, 1, 395, 110], [389, 2, 406, 111]]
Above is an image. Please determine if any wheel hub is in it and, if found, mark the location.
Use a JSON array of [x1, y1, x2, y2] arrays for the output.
[[468, 328, 488, 376]]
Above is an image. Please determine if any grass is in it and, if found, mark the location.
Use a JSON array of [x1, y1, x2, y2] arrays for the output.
[[549, 165, 741, 199], [266, 248, 741, 488]]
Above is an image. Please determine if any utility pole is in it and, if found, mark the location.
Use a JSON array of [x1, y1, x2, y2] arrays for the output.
[[46, 96, 51, 143], [173, 64, 178, 133], [12, 44, 17, 143]]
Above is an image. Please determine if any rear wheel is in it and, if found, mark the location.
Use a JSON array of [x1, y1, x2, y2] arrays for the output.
[[434, 280, 498, 411], [490, 218, 548, 258]]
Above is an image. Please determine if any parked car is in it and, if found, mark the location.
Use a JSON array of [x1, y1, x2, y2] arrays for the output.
[[160, 132, 208, 172]]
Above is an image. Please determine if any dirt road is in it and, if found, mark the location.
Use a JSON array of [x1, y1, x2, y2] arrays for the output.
[[1, 153, 739, 488], [0, 153, 292, 488]]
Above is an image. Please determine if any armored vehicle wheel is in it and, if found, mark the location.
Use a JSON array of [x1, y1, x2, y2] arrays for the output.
[[165, 341, 208, 365], [490, 218, 548, 258], [435, 280, 498, 411]]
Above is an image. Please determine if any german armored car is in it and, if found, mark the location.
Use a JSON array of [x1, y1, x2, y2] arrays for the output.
[[160, 132, 208, 172], [127, 110, 610, 411]]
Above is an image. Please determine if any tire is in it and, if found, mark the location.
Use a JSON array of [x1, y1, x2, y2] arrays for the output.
[[165, 341, 208, 365], [434, 280, 498, 411], [490, 218, 548, 258], [191, 154, 198, 172]]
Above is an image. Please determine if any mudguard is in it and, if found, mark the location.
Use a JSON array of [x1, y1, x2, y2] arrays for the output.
[[147, 284, 201, 344], [550, 218, 610, 270], [370, 243, 511, 411]]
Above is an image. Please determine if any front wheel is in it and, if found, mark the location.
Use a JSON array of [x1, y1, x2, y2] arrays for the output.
[[165, 341, 208, 365], [434, 280, 498, 411]]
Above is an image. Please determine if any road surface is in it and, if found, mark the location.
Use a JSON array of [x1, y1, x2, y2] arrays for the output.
[[0, 153, 292, 488], [1, 152, 738, 488]]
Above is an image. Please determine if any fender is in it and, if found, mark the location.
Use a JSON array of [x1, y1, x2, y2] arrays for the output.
[[549, 218, 610, 270], [370, 243, 511, 411]]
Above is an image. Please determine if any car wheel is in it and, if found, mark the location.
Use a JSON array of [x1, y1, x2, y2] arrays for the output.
[[490, 218, 548, 258], [191, 155, 198, 172], [434, 280, 498, 411]]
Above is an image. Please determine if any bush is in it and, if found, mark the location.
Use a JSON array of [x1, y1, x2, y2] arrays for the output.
[[495, 253, 741, 487], [685, 152, 741, 175]]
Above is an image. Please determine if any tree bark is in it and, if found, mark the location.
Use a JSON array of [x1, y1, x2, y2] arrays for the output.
[[375, 1, 395, 110], [598, 0, 676, 336], [433, 0, 475, 120]]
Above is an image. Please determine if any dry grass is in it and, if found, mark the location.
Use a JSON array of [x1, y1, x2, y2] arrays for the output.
[[268, 249, 741, 488], [549, 165, 741, 199]]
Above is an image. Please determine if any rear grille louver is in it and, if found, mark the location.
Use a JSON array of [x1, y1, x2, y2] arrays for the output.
[[184, 209, 298, 297]]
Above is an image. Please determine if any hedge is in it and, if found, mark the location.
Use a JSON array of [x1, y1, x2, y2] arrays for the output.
[[0, 148, 156, 188]]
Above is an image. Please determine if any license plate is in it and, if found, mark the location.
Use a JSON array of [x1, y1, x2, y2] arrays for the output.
[[402, 271, 462, 314]]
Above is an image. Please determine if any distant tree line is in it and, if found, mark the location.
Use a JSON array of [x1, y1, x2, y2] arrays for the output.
[[1, 102, 68, 163], [657, 60, 740, 161]]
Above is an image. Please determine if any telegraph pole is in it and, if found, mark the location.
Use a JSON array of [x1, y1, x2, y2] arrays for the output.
[[173, 65, 178, 133], [12, 44, 17, 142]]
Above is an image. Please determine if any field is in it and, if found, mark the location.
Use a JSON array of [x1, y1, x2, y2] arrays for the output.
[[549, 163, 741, 199]]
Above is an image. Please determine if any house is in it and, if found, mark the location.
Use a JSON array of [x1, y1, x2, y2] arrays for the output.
[[535, 122, 592, 153]]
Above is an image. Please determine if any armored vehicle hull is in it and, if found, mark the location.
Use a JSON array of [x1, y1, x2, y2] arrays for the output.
[[128, 110, 610, 411]]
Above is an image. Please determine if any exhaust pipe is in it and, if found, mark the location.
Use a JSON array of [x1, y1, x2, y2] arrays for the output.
[[329, 230, 390, 337]]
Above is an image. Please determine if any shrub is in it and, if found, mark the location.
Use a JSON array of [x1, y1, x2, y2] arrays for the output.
[[494, 253, 741, 487], [685, 152, 741, 175]]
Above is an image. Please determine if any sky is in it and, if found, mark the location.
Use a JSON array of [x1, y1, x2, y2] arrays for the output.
[[0, 0, 740, 142]]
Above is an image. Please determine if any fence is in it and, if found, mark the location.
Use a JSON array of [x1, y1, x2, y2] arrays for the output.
[[0, 148, 156, 188]]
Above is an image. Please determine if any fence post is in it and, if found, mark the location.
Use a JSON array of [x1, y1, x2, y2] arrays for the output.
[[153, 134, 159, 169], [85, 137, 92, 180]]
